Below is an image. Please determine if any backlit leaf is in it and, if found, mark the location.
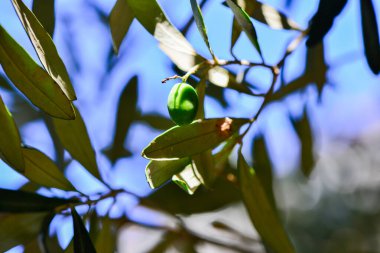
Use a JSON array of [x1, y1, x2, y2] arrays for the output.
[[191, 150, 214, 186], [360, 0, 380, 74], [109, 0, 134, 53], [146, 157, 191, 189], [103, 76, 138, 165], [230, 17, 242, 56], [172, 164, 202, 195], [138, 113, 174, 131], [11, 0, 76, 100], [225, 0, 262, 59], [22, 147, 76, 191], [238, 150, 295, 253], [0, 95, 24, 172], [0, 188, 75, 212], [125, 0, 204, 71], [190, 0, 215, 58], [71, 208, 97, 253], [32, 0, 55, 37], [0, 212, 47, 252], [95, 219, 117, 253], [142, 117, 249, 160], [306, 0, 348, 47], [0, 26, 75, 119], [52, 106, 101, 180]]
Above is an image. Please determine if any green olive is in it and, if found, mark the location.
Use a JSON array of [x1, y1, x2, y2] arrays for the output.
[[167, 82, 199, 125]]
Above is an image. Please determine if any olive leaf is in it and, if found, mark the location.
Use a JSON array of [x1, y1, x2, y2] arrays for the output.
[[290, 107, 315, 178], [145, 157, 191, 189], [238, 150, 295, 253], [94, 219, 117, 253], [0, 212, 48, 252], [0, 188, 76, 212], [0, 25, 75, 120], [103, 76, 138, 165], [109, 0, 135, 53], [11, 0, 76, 101], [22, 147, 76, 191], [52, 105, 101, 180], [172, 164, 202, 195], [137, 113, 174, 131], [306, 0, 348, 47], [0, 95, 24, 172], [32, 0, 55, 37], [190, 0, 216, 59], [191, 150, 214, 186], [71, 208, 97, 253], [142, 117, 250, 160], [360, 0, 380, 75], [225, 0, 263, 60]]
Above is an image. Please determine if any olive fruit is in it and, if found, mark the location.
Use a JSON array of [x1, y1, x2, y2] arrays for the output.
[[167, 82, 199, 125]]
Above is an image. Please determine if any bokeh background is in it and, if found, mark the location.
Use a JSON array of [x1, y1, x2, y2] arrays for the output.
[[1, 0, 380, 252]]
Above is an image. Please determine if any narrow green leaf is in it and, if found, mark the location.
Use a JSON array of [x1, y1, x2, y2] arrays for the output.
[[109, 0, 134, 53], [0, 26, 75, 120], [290, 108, 315, 178], [24, 238, 42, 253], [22, 147, 76, 191], [172, 164, 202, 195], [143, 176, 241, 214], [225, 0, 262, 59], [125, 0, 204, 71], [251, 134, 276, 208], [71, 208, 97, 253], [0, 95, 24, 172], [94, 219, 117, 253], [238, 150, 295, 253], [306, 0, 348, 47], [360, 0, 380, 74], [32, 0, 55, 37], [0, 212, 47, 252], [191, 150, 214, 186], [190, 0, 215, 58], [103, 76, 138, 165], [145, 157, 191, 189], [0, 73, 13, 91], [11, 0, 76, 100], [142, 117, 249, 160], [138, 113, 174, 131], [0, 188, 75, 212], [224, 0, 302, 30], [230, 17, 242, 56], [195, 76, 207, 120], [52, 106, 101, 180], [305, 42, 328, 98]]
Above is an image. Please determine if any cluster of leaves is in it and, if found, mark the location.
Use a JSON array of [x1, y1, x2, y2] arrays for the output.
[[0, 0, 378, 252]]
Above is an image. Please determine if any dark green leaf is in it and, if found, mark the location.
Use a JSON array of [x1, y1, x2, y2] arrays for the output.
[[146, 157, 191, 189], [138, 113, 174, 130], [251, 134, 276, 208], [191, 150, 214, 186], [0, 95, 24, 172], [225, 0, 262, 59], [172, 164, 202, 195], [190, 0, 215, 58], [103, 76, 138, 164], [143, 176, 241, 214], [360, 0, 380, 74], [0, 188, 75, 212], [11, 0, 76, 100], [125, 0, 205, 71], [53, 106, 101, 180], [142, 117, 249, 160], [71, 208, 97, 253], [290, 107, 315, 178], [306, 0, 348, 47], [230, 17, 241, 56], [24, 238, 42, 253], [0, 73, 13, 91], [0, 26, 75, 119], [22, 147, 76, 191], [32, 0, 55, 37], [0, 212, 47, 252], [109, 0, 134, 53], [94, 219, 117, 253], [238, 150, 295, 253], [305, 42, 328, 98]]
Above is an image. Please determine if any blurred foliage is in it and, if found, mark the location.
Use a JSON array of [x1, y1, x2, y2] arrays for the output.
[[0, 0, 379, 252]]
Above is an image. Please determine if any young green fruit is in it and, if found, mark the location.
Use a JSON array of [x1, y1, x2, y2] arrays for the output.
[[167, 82, 199, 125]]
